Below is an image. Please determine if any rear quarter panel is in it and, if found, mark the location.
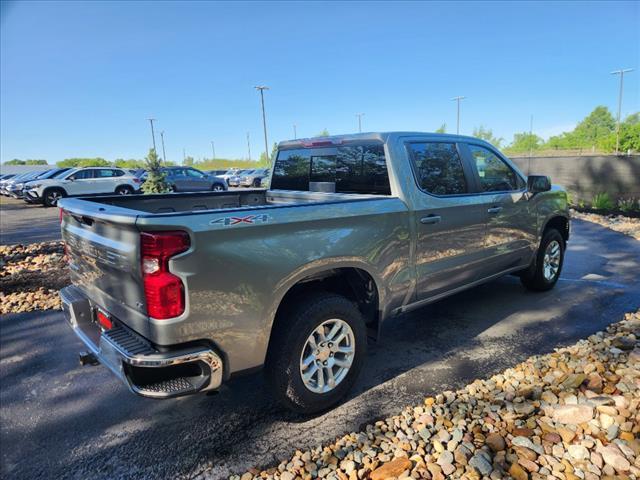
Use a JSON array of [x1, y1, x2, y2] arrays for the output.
[[136, 197, 412, 374]]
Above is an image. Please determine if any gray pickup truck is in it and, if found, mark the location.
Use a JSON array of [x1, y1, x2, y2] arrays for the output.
[[59, 132, 569, 413]]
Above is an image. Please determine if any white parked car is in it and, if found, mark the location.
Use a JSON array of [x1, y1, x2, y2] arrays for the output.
[[25, 167, 142, 207]]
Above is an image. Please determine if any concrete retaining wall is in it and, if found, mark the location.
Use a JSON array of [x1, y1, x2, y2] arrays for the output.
[[511, 155, 640, 202]]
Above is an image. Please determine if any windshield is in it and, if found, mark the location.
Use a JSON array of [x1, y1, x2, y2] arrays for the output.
[[52, 169, 70, 178]]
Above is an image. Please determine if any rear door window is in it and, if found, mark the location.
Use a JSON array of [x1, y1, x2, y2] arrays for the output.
[[69, 169, 94, 180], [407, 142, 468, 195], [272, 143, 391, 195]]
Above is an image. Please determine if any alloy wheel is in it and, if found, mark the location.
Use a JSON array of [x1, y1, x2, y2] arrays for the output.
[[543, 240, 561, 281], [299, 318, 355, 394]]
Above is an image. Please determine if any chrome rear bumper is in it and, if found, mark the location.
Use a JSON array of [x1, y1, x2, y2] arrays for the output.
[[60, 285, 223, 398]]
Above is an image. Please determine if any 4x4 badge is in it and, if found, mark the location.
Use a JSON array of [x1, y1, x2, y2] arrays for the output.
[[210, 214, 271, 226]]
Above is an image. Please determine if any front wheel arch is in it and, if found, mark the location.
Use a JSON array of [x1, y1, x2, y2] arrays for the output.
[[541, 215, 570, 243]]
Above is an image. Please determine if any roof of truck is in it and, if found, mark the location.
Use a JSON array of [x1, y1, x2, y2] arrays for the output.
[[278, 132, 491, 149]]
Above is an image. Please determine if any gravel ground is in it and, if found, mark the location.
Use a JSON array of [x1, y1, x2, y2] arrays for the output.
[[571, 211, 640, 241], [228, 310, 639, 480], [0, 241, 68, 314]]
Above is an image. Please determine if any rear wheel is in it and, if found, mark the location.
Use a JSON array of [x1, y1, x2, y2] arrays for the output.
[[43, 188, 65, 207], [265, 293, 366, 414], [115, 185, 134, 195], [520, 229, 565, 291], [253, 178, 261, 187], [212, 183, 225, 192]]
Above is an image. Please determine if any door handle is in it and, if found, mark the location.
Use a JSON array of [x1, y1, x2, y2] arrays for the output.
[[487, 206, 503, 214], [420, 215, 442, 225]]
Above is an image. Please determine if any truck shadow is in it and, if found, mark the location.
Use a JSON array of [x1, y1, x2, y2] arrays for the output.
[[1, 219, 639, 479]]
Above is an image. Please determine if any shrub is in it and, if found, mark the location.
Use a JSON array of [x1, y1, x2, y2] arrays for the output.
[[591, 192, 614, 211], [617, 197, 638, 213], [141, 149, 171, 194]]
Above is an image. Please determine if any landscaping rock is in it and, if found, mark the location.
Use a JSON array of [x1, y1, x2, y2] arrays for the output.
[[234, 310, 639, 480]]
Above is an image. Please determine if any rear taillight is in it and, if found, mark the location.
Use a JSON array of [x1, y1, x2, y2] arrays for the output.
[[141, 231, 190, 319]]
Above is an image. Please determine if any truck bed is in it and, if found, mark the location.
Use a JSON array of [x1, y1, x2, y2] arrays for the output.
[[75, 189, 383, 216]]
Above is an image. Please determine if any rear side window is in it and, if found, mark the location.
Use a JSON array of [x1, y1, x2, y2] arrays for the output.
[[407, 142, 467, 195], [272, 144, 391, 195], [468, 144, 524, 192], [96, 169, 123, 178]]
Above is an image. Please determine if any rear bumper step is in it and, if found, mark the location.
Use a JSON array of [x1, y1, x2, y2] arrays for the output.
[[60, 285, 223, 398]]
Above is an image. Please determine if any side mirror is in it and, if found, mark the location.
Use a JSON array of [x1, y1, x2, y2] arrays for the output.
[[527, 175, 551, 193]]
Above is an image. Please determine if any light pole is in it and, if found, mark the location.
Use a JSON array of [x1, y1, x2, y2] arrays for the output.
[[148, 118, 157, 153], [355, 113, 365, 133], [160, 131, 167, 163], [451, 96, 466, 134], [293, 123, 297, 139], [246, 132, 252, 161], [610, 68, 634, 154], [255, 86, 270, 162], [211, 140, 216, 160]]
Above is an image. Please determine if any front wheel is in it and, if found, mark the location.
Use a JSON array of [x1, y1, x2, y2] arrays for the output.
[[520, 229, 565, 291], [253, 178, 262, 187], [212, 183, 225, 192], [43, 188, 65, 207], [265, 293, 366, 414]]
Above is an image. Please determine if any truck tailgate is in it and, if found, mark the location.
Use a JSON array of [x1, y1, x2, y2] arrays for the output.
[[60, 202, 151, 337]]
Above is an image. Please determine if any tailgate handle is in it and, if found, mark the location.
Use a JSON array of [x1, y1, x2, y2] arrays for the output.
[[420, 215, 442, 225], [71, 214, 95, 226]]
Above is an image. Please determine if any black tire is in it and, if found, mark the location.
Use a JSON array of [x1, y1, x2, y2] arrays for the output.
[[212, 183, 225, 192], [520, 229, 565, 291], [265, 293, 367, 414], [115, 185, 134, 195], [253, 178, 261, 187], [43, 188, 65, 207]]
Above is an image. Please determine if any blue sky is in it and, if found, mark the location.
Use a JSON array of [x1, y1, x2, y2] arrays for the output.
[[1, 1, 638, 164]]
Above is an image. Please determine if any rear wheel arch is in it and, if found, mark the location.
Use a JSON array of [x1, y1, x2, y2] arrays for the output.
[[268, 267, 382, 351], [115, 184, 134, 194]]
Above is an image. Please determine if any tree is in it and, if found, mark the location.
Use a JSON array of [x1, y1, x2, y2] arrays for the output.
[[57, 157, 109, 167], [4, 159, 25, 165], [141, 149, 171, 194], [506, 132, 544, 153], [473, 126, 503, 148], [435, 123, 446, 133], [545, 106, 616, 151], [183, 156, 194, 166], [316, 128, 330, 137], [114, 158, 145, 168]]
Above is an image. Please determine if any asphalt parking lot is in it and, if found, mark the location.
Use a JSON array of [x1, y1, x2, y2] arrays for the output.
[[1, 219, 639, 479], [0, 190, 246, 245], [0, 196, 60, 245]]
